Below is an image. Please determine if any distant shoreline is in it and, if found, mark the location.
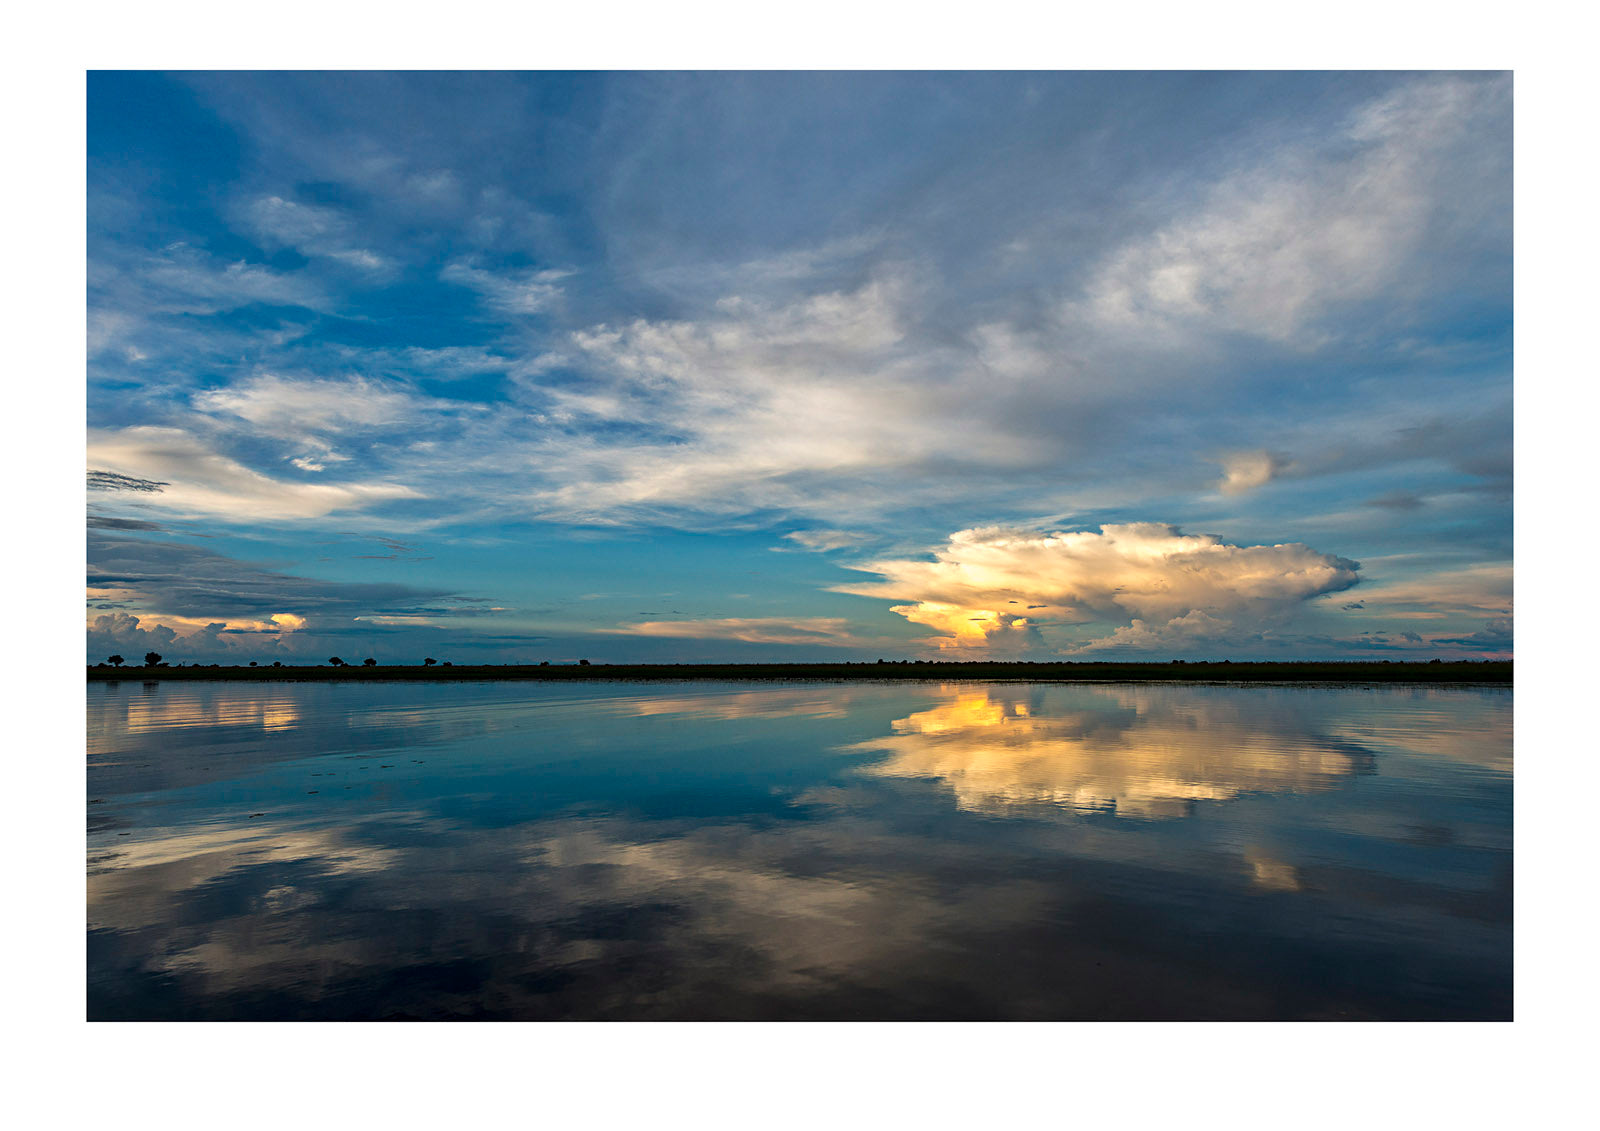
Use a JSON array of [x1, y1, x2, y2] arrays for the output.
[[86, 660, 1512, 684]]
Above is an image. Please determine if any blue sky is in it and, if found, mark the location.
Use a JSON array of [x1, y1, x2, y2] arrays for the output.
[[86, 71, 1512, 663]]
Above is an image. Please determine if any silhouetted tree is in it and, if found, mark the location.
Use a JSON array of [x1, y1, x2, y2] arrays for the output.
[[423, 657, 436, 666], [144, 651, 162, 667], [540, 660, 550, 667], [249, 661, 257, 666], [442, 661, 452, 667], [108, 655, 124, 668], [329, 657, 344, 666], [272, 661, 282, 668], [578, 659, 591, 666], [363, 657, 377, 667]]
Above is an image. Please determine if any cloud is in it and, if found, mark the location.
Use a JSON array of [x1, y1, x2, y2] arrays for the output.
[[193, 374, 424, 434], [87, 515, 168, 532], [1073, 609, 1249, 655], [837, 523, 1359, 652], [84, 76, 1510, 552], [81, 74, 1509, 661], [1350, 562, 1511, 620], [1078, 76, 1507, 344], [441, 261, 570, 315], [1217, 450, 1293, 495], [604, 616, 866, 648], [87, 427, 417, 522], [780, 530, 874, 553], [1368, 491, 1425, 511], [1432, 616, 1513, 653], [87, 470, 167, 492], [102, 241, 327, 317], [190, 373, 443, 474], [86, 532, 467, 659], [87, 612, 180, 655], [242, 195, 392, 275]]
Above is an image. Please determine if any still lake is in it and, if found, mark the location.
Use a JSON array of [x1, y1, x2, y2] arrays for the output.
[[87, 679, 1512, 1020]]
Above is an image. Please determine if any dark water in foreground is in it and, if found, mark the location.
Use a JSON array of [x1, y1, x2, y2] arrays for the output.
[[87, 680, 1511, 1020]]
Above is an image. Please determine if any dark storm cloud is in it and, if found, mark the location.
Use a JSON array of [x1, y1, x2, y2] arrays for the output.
[[87, 533, 457, 622], [1433, 617, 1514, 652], [87, 470, 167, 492], [88, 515, 169, 532]]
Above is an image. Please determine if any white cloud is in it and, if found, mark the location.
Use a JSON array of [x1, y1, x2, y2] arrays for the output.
[[243, 196, 393, 275], [836, 523, 1359, 652], [496, 270, 1021, 524], [1347, 562, 1512, 620], [134, 242, 326, 314], [194, 373, 423, 435], [86, 426, 418, 523], [442, 261, 570, 314], [603, 616, 866, 647], [780, 530, 874, 552], [1217, 450, 1293, 494], [1077, 76, 1505, 344]]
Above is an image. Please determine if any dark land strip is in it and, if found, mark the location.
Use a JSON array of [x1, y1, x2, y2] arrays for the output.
[[87, 660, 1511, 684]]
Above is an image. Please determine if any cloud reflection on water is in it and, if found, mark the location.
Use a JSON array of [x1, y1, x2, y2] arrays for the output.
[[850, 686, 1377, 819], [86, 680, 1512, 1019]]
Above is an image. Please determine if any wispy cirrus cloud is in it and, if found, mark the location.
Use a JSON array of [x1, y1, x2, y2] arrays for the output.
[[241, 195, 393, 275], [87, 426, 418, 523], [84, 72, 1511, 660], [441, 260, 571, 315], [604, 616, 869, 648], [779, 530, 876, 553]]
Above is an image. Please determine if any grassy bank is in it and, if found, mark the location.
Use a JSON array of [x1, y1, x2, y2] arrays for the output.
[[86, 660, 1512, 684]]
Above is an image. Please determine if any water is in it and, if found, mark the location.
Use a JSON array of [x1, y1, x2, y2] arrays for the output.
[[86, 679, 1512, 1019]]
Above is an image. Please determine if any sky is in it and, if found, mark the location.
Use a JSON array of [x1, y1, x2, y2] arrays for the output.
[[85, 71, 1512, 664]]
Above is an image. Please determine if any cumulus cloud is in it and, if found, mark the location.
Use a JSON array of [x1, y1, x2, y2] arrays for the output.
[[87, 611, 180, 655], [82, 74, 1509, 660], [1217, 450, 1293, 495], [837, 524, 1359, 652]]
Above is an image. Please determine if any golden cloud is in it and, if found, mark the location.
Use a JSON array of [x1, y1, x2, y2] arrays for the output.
[[836, 523, 1359, 651]]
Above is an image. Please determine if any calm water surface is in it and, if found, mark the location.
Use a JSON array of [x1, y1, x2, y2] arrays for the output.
[[87, 680, 1511, 1019]]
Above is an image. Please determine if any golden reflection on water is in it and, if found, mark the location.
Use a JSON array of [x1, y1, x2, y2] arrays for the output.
[[87, 685, 304, 759], [852, 687, 1374, 818], [86, 681, 1512, 1019]]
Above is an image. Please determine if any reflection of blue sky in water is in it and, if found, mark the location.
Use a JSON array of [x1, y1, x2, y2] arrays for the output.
[[87, 680, 1511, 1019]]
